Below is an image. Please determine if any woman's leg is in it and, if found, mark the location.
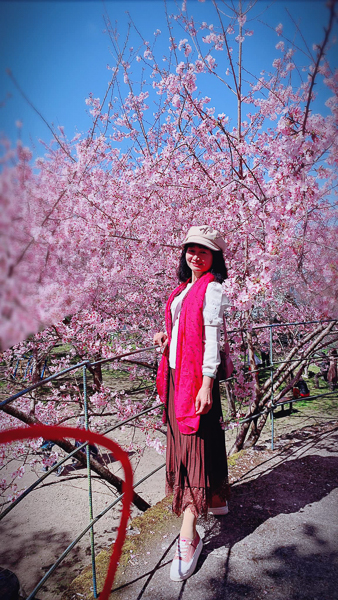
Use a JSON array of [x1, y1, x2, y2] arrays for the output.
[[170, 506, 203, 582], [180, 506, 197, 540]]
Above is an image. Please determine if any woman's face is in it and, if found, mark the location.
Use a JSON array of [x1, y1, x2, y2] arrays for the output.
[[186, 244, 213, 280]]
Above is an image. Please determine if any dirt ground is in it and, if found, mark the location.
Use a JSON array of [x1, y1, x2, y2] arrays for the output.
[[0, 381, 337, 599]]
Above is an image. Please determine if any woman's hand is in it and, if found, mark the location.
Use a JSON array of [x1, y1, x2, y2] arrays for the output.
[[153, 331, 168, 349], [195, 376, 213, 415]]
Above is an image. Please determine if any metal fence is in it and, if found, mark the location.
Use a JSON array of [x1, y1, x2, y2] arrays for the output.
[[223, 318, 338, 450], [0, 318, 337, 598], [0, 346, 163, 599]]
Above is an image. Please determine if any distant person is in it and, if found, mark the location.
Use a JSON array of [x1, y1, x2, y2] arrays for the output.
[[314, 352, 329, 388], [40, 439, 56, 470], [319, 352, 330, 381], [39, 439, 64, 476], [293, 378, 310, 397], [260, 342, 270, 369], [73, 415, 99, 463], [327, 350, 337, 390]]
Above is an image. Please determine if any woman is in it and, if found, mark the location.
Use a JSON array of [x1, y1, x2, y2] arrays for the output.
[[154, 225, 230, 582]]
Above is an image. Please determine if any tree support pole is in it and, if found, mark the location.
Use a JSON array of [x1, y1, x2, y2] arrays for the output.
[[83, 365, 98, 599], [269, 325, 275, 450]]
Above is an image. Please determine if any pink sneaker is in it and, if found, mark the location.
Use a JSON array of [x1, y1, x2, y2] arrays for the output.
[[170, 533, 203, 581]]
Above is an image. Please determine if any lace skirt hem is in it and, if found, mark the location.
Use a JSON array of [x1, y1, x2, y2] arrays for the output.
[[166, 368, 230, 517]]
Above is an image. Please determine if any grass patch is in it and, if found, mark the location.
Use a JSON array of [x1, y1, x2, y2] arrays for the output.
[[101, 367, 131, 379], [50, 343, 72, 356], [227, 450, 244, 467]]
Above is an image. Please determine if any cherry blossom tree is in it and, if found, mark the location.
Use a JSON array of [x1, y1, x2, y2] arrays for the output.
[[1, 0, 338, 500]]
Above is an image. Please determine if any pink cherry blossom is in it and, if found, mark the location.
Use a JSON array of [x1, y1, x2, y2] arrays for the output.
[[0, 0, 337, 483]]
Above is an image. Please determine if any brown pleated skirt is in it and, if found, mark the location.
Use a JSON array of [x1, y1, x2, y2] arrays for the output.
[[165, 369, 230, 517]]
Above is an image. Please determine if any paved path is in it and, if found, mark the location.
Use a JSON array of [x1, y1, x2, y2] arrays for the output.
[[107, 424, 338, 600]]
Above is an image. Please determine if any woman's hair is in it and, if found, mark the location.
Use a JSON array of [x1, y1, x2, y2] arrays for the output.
[[178, 244, 228, 283]]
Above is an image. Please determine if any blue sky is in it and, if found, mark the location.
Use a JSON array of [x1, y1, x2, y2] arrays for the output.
[[0, 0, 336, 157]]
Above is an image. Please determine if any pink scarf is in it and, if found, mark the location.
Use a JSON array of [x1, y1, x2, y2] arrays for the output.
[[156, 271, 215, 435]]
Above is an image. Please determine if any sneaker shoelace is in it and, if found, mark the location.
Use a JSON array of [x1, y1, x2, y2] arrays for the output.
[[175, 538, 193, 560]]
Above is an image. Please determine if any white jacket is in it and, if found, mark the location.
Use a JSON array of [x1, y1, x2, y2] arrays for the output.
[[169, 281, 229, 378]]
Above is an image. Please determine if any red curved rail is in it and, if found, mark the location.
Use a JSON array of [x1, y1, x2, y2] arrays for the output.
[[0, 425, 133, 599]]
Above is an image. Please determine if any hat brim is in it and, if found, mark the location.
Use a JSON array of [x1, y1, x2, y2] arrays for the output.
[[181, 235, 223, 252]]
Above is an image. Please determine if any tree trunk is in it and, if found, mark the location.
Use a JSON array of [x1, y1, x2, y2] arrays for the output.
[[229, 320, 337, 455], [259, 321, 336, 409], [92, 363, 103, 391], [244, 364, 306, 448], [1, 403, 150, 512], [260, 322, 335, 398], [244, 329, 262, 444], [224, 381, 236, 417]]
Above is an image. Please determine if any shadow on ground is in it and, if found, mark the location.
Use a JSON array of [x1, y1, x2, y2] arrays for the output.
[[0, 518, 84, 597], [111, 428, 338, 600], [191, 448, 338, 600], [202, 453, 338, 553]]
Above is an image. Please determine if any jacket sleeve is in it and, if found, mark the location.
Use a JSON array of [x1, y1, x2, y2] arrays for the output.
[[202, 282, 229, 378]]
